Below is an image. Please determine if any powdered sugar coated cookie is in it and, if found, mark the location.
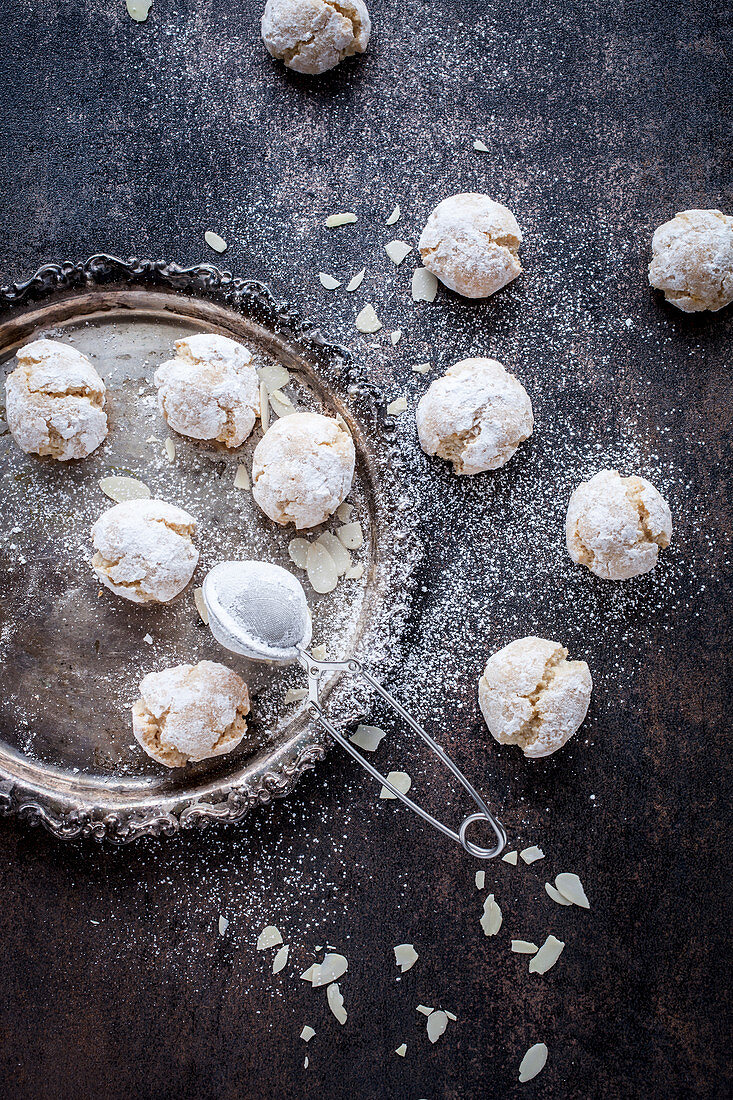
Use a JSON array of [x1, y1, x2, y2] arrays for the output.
[[5, 338, 108, 461], [416, 358, 533, 474], [132, 661, 250, 767], [154, 334, 259, 448], [91, 498, 199, 604], [418, 194, 522, 299]]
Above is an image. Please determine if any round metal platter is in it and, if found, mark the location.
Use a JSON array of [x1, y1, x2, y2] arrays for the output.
[[0, 256, 414, 842]]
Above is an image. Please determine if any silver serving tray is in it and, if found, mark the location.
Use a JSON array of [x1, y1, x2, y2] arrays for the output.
[[0, 256, 413, 843]]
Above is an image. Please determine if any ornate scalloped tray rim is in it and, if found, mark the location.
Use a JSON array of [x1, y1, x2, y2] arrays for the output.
[[0, 743, 327, 844], [0, 255, 406, 844]]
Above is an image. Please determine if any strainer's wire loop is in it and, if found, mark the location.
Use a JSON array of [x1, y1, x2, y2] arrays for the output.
[[299, 652, 506, 860]]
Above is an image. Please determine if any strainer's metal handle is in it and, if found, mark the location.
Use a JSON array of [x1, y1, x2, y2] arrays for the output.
[[298, 651, 506, 860]]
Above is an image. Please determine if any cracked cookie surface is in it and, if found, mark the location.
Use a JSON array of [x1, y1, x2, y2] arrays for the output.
[[261, 0, 371, 75], [132, 661, 250, 767], [153, 334, 260, 448], [566, 468, 672, 581], [418, 193, 522, 299], [252, 410, 355, 529], [649, 208, 733, 313], [5, 338, 108, 461], [479, 636, 592, 758], [91, 498, 199, 604], [416, 357, 533, 475]]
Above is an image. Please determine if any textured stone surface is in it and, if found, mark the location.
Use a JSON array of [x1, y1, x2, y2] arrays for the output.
[[0, 0, 731, 1097]]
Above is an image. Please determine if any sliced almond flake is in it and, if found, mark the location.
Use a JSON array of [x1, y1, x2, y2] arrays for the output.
[[355, 304, 382, 334], [301, 964, 318, 982], [325, 212, 357, 228], [304, 1056, 309, 1068], [143, 633, 153, 645], [98, 475, 151, 503], [416, 1005, 433, 1016], [272, 945, 289, 973], [393, 944, 418, 973], [318, 272, 341, 290], [411, 267, 439, 303], [317, 531, 351, 575], [270, 389, 297, 417], [555, 872, 590, 908], [256, 925, 283, 951], [384, 240, 413, 265], [259, 380, 270, 432], [218, 915, 229, 936], [257, 363, 291, 393], [385, 204, 401, 226], [126, 0, 152, 21], [284, 687, 308, 704], [145, 435, 160, 443], [475, 870, 485, 890], [379, 771, 411, 800], [204, 230, 227, 253], [234, 464, 250, 490], [164, 438, 176, 463], [473, 139, 490, 152], [346, 268, 366, 292], [395, 1043, 407, 1057], [326, 982, 347, 1025], [519, 1042, 548, 1083], [520, 845, 545, 864], [311, 952, 348, 987], [529, 935, 565, 975], [502, 850, 518, 865], [336, 502, 353, 523], [306, 541, 338, 594], [194, 587, 209, 625], [311, 644, 327, 661], [386, 396, 408, 415], [337, 521, 363, 550], [511, 940, 539, 954], [349, 724, 386, 752], [300, 1026, 315, 1042], [345, 563, 364, 580], [545, 882, 572, 906], [390, 329, 402, 345], [426, 1010, 448, 1044], [445, 1011, 457, 1022], [411, 362, 431, 374], [288, 537, 311, 570], [480, 893, 502, 936]]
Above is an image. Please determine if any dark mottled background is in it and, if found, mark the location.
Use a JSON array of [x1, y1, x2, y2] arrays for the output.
[[1, 1, 731, 1098]]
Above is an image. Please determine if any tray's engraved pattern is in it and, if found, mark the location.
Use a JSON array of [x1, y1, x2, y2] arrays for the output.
[[0, 255, 411, 843]]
